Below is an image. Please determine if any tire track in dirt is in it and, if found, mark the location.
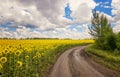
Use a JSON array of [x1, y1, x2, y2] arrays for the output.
[[49, 46, 119, 77]]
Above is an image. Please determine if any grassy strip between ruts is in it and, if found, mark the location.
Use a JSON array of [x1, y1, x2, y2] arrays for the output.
[[85, 45, 120, 74]]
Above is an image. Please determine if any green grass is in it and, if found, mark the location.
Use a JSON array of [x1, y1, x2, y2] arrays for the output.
[[85, 45, 120, 73]]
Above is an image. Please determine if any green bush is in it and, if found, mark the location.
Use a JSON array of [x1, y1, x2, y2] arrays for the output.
[[116, 33, 120, 50], [95, 32, 117, 51], [103, 33, 116, 50]]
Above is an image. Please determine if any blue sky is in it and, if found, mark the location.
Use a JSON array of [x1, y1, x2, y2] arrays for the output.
[[94, 0, 113, 16], [64, 0, 114, 33], [0, 0, 119, 39], [64, 0, 113, 19], [64, 3, 73, 20]]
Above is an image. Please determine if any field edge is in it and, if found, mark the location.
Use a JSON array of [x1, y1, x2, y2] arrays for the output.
[[85, 45, 120, 76]]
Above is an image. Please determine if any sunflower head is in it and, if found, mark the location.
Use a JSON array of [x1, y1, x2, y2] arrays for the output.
[[4, 49, 9, 54], [0, 52, 2, 57], [0, 57, 7, 64], [17, 61, 23, 67], [15, 50, 21, 56], [25, 55, 29, 59], [0, 64, 2, 70], [41, 53, 44, 56]]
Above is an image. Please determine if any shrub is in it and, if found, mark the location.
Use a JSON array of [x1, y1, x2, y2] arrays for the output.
[[116, 32, 120, 50]]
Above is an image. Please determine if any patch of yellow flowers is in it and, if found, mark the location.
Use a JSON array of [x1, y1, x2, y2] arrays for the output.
[[0, 39, 94, 76]]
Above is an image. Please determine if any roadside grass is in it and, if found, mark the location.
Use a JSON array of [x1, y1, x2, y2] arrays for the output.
[[85, 45, 120, 73]]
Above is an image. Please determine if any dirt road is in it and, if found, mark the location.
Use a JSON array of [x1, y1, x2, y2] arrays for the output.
[[49, 46, 119, 77]]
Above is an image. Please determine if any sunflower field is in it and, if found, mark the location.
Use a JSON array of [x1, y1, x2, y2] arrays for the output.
[[0, 39, 94, 77]]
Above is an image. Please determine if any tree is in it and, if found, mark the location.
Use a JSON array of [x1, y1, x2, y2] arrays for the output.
[[89, 11, 116, 50], [89, 11, 111, 38]]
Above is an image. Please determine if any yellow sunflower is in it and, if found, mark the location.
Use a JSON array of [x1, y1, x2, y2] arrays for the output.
[[0, 64, 2, 70], [41, 53, 44, 56], [25, 55, 29, 59], [17, 61, 23, 67], [15, 50, 21, 56], [4, 49, 9, 54], [0, 57, 7, 63], [0, 52, 2, 56]]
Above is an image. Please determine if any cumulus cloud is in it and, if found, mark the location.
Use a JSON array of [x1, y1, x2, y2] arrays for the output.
[[112, 0, 120, 33], [70, 0, 96, 24], [0, 0, 96, 39], [16, 0, 71, 28], [0, 0, 72, 29]]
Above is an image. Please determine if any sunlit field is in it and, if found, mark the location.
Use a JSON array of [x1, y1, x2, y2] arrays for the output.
[[0, 39, 94, 77]]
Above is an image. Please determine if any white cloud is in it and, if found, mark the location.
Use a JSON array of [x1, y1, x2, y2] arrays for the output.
[[112, 0, 120, 33], [53, 24, 92, 39], [70, 0, 96, 24], [113, 21, 120, 33], [0, 27, 12, 38], [0, 0, 96, 39], [99, 12, 114, 22], [104, 6, 111, 8]]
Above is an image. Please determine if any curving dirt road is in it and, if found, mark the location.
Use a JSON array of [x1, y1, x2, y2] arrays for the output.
[[49, 46, 119, 77]]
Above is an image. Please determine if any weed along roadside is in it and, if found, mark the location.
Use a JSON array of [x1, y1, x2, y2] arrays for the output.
[[85, 45, 120, 76]]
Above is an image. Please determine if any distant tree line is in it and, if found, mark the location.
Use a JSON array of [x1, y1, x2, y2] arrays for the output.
[[0, 38, 73, 40], [0, 38, 59, 40]]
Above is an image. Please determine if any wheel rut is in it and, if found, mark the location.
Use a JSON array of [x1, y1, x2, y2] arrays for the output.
[[49, 46, 119, 77]]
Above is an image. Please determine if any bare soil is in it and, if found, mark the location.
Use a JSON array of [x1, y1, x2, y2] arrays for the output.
[[49, 46, 119, 77]]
